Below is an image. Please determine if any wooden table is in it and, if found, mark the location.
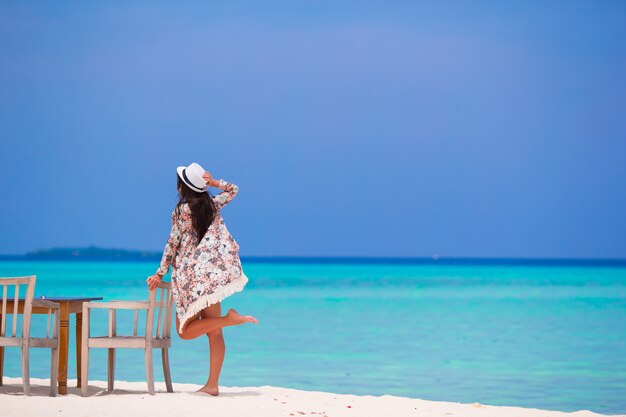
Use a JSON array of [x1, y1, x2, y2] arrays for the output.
[[0, 296, 103, 395]]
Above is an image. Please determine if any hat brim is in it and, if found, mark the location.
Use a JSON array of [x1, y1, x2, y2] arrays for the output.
[[177, 166, 208, 193]]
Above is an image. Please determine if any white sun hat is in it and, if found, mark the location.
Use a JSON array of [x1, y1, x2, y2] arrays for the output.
[[177, 162, 208, 193]]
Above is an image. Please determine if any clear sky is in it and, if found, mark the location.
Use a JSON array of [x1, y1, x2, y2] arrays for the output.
[[1, 2, 625, 258]]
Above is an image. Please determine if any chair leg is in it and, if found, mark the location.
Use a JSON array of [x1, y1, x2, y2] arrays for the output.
[[162, 348, 173, 393], [107, 348, 115, 391], [21, 344, 30, 396], [81, 309, 89, 397], [0, 345, 4, 387], [50, 346, 59, 397], [145, 347, 155, 395], [80, 344, 89, 396]]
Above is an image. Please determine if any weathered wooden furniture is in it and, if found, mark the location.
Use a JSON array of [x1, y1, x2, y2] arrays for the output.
[[81, 282, 174, 396], [0, 295, 102, 395], [0, 276, 60, 396]]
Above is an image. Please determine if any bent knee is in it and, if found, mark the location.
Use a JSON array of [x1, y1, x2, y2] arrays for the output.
[[176, 322, 192, 340], [177, 328, 191, 340]]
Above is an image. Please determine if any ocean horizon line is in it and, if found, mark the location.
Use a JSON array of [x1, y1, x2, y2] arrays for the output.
[[0, 247, 625, 267]]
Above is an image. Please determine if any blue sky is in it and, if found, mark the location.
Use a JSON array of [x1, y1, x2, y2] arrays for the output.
[[1, 2, 625, 258]]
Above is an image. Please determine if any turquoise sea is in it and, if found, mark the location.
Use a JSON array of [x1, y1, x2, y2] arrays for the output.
[[0, 260, 625, 414]]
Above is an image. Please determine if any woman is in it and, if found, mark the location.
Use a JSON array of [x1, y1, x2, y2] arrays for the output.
[[146, 162, 257, 396]]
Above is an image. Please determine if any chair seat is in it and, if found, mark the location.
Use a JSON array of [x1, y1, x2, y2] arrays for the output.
[[30, 337, 59, 348], [0, 336, 22, 347], [0, 336, 58, 348], [88, 336, 171, 349]]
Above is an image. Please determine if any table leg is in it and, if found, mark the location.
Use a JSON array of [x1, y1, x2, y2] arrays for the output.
[[76, 312, 82, 387], [58, 303, 69, 395]]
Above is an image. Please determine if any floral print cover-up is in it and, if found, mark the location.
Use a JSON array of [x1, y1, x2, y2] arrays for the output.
[[156, 179, 248, 334]]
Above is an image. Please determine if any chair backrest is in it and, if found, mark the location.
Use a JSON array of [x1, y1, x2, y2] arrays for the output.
[[146, 282, 174, 340], [0, 276, 36, 340]]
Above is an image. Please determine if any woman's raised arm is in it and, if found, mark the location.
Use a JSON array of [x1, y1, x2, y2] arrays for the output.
[[211, 179, 239, 209]]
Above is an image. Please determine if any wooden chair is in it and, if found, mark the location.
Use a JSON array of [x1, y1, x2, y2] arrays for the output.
[[81, 282, 174, 396], [0, 276, 60, 396]]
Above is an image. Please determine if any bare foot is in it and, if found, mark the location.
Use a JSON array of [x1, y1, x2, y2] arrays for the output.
[[196, 384, 219, 396], [226, 308, 259, 325]]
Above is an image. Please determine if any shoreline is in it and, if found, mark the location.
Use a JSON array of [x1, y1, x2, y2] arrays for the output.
[[1, 377, 622, 417]]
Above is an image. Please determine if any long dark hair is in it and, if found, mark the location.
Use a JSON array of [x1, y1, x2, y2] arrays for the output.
[[175, 175, 216, 244]]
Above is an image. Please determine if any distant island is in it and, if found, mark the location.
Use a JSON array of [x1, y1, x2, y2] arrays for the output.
[[1, 246, 162, 261], [0, 246, 625, 267]]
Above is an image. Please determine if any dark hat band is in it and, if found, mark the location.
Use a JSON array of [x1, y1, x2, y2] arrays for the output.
[[182, 168, 205, 192]]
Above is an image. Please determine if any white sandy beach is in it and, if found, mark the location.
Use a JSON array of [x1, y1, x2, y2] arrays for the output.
[[1, 377, 622, 417]]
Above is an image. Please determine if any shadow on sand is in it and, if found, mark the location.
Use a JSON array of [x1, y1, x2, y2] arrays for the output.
[[0, 380, 262, 398]]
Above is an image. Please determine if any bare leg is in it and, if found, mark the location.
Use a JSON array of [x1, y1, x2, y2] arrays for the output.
[[197, 303, 225, 396], [176, 308, 257, 341]]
